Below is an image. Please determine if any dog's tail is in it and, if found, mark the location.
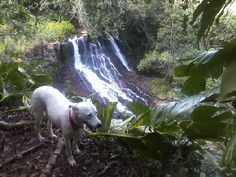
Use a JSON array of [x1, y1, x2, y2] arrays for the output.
[[22, 95, 32, 114]]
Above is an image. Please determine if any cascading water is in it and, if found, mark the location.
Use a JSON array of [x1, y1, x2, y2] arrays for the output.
[[68, 35, 150, 112], [107, 35, 132, 72]]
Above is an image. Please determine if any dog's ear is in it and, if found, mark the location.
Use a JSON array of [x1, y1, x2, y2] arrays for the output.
[[69, 105, 79, 112]]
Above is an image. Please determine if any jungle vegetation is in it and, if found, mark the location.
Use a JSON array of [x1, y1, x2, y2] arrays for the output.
[[1, 0, 236, 176]]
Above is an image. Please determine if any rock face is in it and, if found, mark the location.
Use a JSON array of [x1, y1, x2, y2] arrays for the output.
[[25, 42, 60, 61]]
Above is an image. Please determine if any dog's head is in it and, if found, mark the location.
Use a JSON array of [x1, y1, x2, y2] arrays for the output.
[[69, 101, 101, 132]]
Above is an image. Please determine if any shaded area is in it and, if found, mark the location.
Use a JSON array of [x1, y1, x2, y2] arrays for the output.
[[0, 106, 162, 177], [0, 102, 206, 177]]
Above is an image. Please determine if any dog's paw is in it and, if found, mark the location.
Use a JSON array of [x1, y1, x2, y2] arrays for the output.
[[38, 135, 45, 142], [49, 133, 57, 139], [68, 158, 76, 166], [74, 148, 81, 155]]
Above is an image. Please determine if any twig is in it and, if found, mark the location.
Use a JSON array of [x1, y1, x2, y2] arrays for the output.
[[0, 107, 27, 117], [207, 167, 220, 176], [84, 129, 143, 139], [0, 131, 5, 153], [98, 161, 117, 176], [40, 138, 64, 177], [0, 120, 34, 130], [0, 142, 45, 169]]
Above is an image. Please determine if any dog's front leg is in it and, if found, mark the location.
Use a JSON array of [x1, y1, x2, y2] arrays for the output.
[[72, 137, 81, 155], [65, 138, 76, 166]]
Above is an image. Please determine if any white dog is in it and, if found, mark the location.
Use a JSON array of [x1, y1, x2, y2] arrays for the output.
[[27, 86, 101, 166]]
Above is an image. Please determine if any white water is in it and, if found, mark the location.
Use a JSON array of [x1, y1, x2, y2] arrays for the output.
[[69, 37, 132, 112], [108, 35, 133, 72]]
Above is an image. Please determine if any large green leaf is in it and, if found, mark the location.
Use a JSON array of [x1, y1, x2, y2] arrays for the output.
[[183, 105, 233, 140], [182, 76, 206, 96], [31, 73, 52, 87], [121, 132, 174, 160], [151, 94, 212, 125], [0, 62, 17, 75], [219, 61, 236, 100], [6, 65, 27, 89], [98, 102, 117, 132], [175, 51, 223, 79], [174, 38, 236, 95], [222, 131, 236, 168], [0, 88, 22, 103], [127, 102, 151, 130], [191, 0, 231, 40], [150, 93, 214, 135], [0, 88, 10, 102], [127, 102, 150, 116], [129, 111, 150, 130], [88, 131, 174, 160]]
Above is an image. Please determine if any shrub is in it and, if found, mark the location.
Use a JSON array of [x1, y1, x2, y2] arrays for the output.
[[137, 50, 172, 76], [137, 50, 161, 72], [37, 21, 75, 41], [149, 79, 175, 100]]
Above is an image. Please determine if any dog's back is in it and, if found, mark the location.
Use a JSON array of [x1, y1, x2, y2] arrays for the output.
[[31, 86, 70, 115]]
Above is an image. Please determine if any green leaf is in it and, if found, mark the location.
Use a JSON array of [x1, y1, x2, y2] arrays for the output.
[[151, 94, 210, 127], [127, 102, 151, 130], [129, 110, 150, 130], [127, 102, 150, 116], [0, 88, 22, 103], [98, 102, 117, 132], [174, 51, 222, 78], [222, 131, 236, 168], [191, 0, 228, 40], [121, 132, 174, 160], [174, 39, 236, 95], [0, 88, 10, 102], [182, 76, 206, 96], [219, 61, 236, 100], [157, 121, 179, 136], [31, 74, 52, 87], [150, 93, 219, 135], [0, 62, 17, 75], [174, 64, 193, 77], [183, 105, 233, 140], [6, 65, 27, 89]]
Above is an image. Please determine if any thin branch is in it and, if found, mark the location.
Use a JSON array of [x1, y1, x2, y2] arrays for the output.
[[0, 142, 45, 169], [40, 138, 64, 177], [0, 120, 34, 130], [98, 161, 117, 176], [84, 129, 143, 139]]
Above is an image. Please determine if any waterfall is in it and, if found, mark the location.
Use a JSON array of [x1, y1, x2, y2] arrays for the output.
[[68, 35, 149, 112], [108, 35, 132, 72]]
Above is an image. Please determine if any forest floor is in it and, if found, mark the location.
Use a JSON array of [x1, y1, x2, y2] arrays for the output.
[[0, 105, 169, 177]]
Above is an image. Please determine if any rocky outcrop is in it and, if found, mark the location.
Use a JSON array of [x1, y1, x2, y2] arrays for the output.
[[25, 42, 60, 62]]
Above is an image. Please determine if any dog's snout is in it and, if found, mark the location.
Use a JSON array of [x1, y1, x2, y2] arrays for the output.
[[97, 123, 102, 128]]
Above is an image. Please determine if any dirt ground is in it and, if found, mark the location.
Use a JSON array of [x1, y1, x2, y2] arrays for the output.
[[0, 106, 165, 177]]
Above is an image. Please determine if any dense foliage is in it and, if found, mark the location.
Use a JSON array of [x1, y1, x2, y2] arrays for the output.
[[79, 0, 236, 175], [76, 0, 236, 81]]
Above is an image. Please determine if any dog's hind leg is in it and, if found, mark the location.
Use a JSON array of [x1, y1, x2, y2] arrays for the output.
[[47, 118, 57, 139], [33, 111, 45, 141]]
